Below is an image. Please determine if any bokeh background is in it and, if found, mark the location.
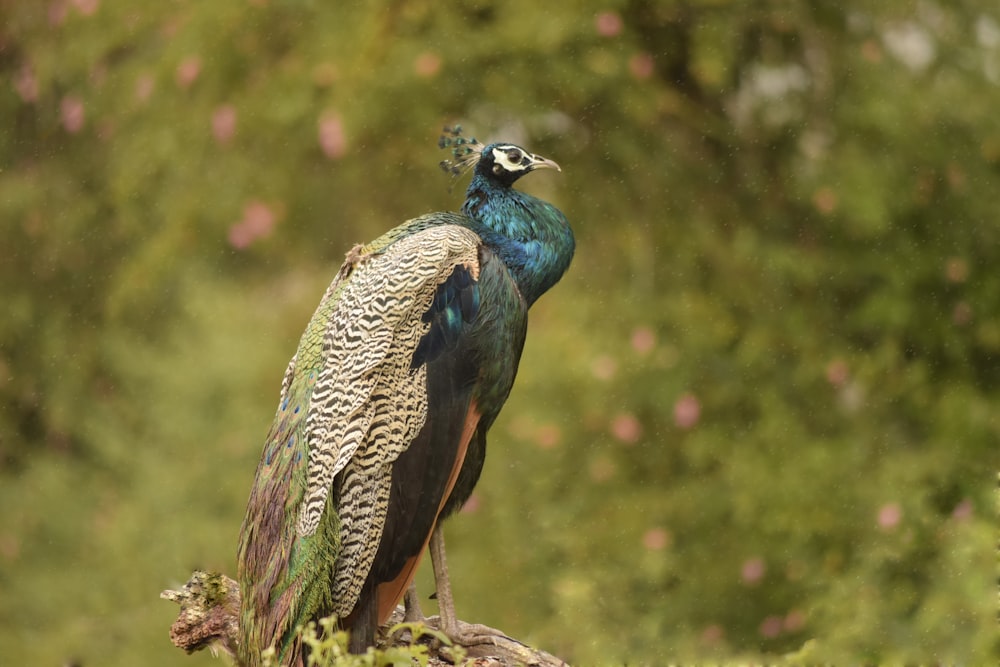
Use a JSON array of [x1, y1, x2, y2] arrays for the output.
[[1, 1, 997, 664]]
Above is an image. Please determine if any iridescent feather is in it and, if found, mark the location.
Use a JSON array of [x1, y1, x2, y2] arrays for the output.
[[236, 127, 574, 665]]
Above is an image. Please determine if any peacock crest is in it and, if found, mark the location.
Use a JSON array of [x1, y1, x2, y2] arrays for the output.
[[438, 125, 484, 180]]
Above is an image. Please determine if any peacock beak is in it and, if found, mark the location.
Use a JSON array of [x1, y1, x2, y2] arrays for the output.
[[529, 154, 561, 172]]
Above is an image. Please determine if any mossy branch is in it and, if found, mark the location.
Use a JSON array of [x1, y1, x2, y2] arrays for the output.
[[161, 571, 569, 667]]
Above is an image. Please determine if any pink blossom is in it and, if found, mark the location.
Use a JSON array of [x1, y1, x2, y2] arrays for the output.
[[944, 257, 969, 283], [212, 105, 237, 144], [877, 502, 902, 530], [0, 534, 20, 560], [610, 412, 642, 444], [590, 355, 617, 381], [135, 73, 154, 103], [759, 615, 783, 638], [629, 52, 655, 80], [71, 0, 99, 16], [534, 423, 561, 450], [825, 359, 849, 387], [60, 95, 85, 134], [228, 201, 277, 249], [460, 493, 480, 514], [228, 228, 253, 250], [595, 11, 623, 37], [246, 202, 274, 232], [414, 52, 442, 78], [642, 527, 671, 551], [312, 62, 339, 87], [951, 498, 973, 521], [49, 1, 68, 26], [318, 112, 347, 159], [700, 624, 724, 645], [952, 301, 972, 326], [861, 39, 883, 63], [784, 609, 806, 632], [813, 187, 837, 214], [176, 56, 201, 89], [741, 557, 765, 585], [673, 393, 700, 429], [14, 64, 38, 103], [630, 326, 655, 354]]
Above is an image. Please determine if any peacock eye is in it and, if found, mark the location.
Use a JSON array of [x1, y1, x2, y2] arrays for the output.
[[506, 149, 523, 164]]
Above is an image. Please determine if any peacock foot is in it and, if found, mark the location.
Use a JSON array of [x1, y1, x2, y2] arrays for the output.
[[432, 616, 559, 664], [385, 585, 568, 665]]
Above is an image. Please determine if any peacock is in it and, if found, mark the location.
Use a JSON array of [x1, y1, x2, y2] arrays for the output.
[[236, 127, 575, 666]]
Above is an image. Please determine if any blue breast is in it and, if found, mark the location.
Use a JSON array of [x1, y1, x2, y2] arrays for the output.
[[462, 174, 575, 306]]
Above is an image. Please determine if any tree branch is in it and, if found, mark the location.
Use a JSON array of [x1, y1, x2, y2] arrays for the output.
[[161, 570, 570, 667]]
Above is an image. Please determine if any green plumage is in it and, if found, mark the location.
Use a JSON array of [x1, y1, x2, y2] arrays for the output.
[[238, 263, 345, 666], [238, 218, 485, 665]]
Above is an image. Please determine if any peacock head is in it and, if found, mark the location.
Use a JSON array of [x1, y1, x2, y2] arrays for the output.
[[439, 125, 560, 188], [477, 143, 561, 187]]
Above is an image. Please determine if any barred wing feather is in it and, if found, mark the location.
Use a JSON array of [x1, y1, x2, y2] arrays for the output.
[[299, 224, 481, 615]]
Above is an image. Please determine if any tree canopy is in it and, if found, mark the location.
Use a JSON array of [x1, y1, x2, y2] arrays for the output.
[[1, 1, 997, 664]]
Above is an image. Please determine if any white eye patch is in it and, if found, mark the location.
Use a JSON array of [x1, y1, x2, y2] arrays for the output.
[[491, 145, 530, 172]]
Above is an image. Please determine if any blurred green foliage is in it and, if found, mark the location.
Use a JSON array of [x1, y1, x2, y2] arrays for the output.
[[1, 1, 997, 664]]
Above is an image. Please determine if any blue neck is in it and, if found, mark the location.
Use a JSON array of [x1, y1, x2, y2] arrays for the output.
[[462, 174, 575, 307]]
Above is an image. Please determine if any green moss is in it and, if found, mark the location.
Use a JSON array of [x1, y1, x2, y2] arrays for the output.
[[261, 619, 462, 667]]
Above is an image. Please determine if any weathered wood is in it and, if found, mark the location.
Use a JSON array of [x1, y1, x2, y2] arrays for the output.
[[161, 570, 570, 667], [161, 571, 241, 660]]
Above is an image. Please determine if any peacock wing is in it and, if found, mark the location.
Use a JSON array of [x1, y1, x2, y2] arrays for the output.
[[299, 224, 484, 617]]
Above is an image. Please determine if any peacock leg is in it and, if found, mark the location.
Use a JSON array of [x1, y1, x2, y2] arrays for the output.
[[429, 524, 504, 649], [429, 523, 459, 637], [403, 582, 425, 623]]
